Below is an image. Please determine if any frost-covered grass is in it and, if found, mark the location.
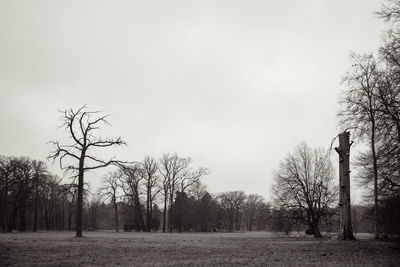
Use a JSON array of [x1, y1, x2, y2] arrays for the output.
[[1, 231, 399, 266]]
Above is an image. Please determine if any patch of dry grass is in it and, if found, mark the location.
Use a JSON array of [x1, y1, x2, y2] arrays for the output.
[[0, 231, 399, 266]]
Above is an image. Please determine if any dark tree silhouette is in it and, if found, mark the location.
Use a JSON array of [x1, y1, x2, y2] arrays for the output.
[[49, 106, 126, 237], [272, 143, 337, 238]]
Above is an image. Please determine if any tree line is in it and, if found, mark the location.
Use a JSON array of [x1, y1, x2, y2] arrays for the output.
[[0, 153, 278, 233], [0, 156, 73, 232]]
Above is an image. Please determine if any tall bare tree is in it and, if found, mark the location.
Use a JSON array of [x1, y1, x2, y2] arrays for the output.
[[49, 106, 126, 237], [272, 143, 337, 237], [141, 156, 161, 232], [159, 153, 187, 232], [158, 153, 208, 232], [338, 53, 382, 238], [119, 164, 145, 231]]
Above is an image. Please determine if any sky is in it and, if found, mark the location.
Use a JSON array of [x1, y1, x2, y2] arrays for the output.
[[0, 0, 387, 203]]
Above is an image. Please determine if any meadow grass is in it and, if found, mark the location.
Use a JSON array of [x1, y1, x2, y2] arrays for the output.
[[1, 231, 399, 266]]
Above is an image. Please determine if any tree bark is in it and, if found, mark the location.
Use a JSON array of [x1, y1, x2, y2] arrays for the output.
[[336, 131, 355, 240]]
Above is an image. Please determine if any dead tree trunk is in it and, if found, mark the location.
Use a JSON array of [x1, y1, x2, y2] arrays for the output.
[[335, 131, 355, 240]]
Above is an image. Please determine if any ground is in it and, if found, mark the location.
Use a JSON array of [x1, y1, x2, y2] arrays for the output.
[[0, 231, 399, 266]]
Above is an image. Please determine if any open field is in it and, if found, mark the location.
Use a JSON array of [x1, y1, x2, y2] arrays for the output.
[[0, 231, 399, 266]]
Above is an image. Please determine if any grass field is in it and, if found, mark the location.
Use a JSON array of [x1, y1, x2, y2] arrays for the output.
[[1, 231, 399, 266]]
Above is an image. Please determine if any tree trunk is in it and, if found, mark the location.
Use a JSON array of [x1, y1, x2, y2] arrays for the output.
[[168, 192, 173, 233], [310, 214, 322, 238], [371, 126, 379, 239], [134, 193, 145, 231], [313, 223, 322, 238], [145, 191, 150, 232], [76, 158, 84, 237], [146, 198, 152, 232], [149, 205, 153, 231], [113, 197, 119, 232], [336, 131, 355, 240], [162, 193, 167, 233]]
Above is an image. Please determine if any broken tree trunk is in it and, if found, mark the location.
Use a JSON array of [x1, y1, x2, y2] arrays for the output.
[[335, 131, 356, 240]]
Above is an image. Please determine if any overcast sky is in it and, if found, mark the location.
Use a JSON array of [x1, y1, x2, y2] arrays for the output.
[[0, 0, 386, 202]]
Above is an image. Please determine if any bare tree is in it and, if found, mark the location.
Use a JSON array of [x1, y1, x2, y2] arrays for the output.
[[39, 175, 62, 230], [141, 156, 161, 232], [158, 154, 171, 232], [99, 171, 121, 232], [119, 164, 145, 231], [218, 191, 246, 232], [255, 201, 271, 231], [49, 106, 126, 237], [158, 153, 187, 232], [272, 142, 337, 238], [31, 160, 48, 232], [178, 165, 209, 195], [158, 153, 209, 232], [3, 157, 34, 232], [243, 194, 264, 231], [338, 53, 382, 238], [0, 156, 17, 232]]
